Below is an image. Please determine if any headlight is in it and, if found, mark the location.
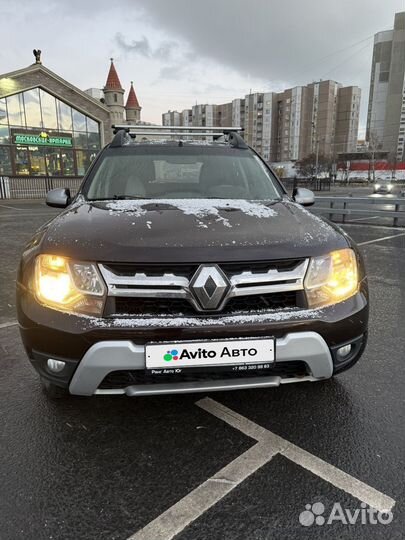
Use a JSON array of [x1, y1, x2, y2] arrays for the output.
[[375, 184, 381, 189], [35, 255, 106, 316], [387, 184, 393, 190], [304, 249, 359, 308]]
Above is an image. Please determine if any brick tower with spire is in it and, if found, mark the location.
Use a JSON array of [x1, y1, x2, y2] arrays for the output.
[[103, 58, 125, 125], [125, 81, 142, 124]]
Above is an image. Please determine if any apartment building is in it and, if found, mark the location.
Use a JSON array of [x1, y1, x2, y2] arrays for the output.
[[191, 104, 217, 127], [271, 81, 360, 161], [273, 86, 305, 161], [335, 86, 362, 154], [367, 12, 405, 159], [181, 109, 192, 127], [232, 98, 245, 129], [216, 102, 233, 127], [162, 110, 181, 126], [160, 80, 360, 162], [244, 92, 275, 161]]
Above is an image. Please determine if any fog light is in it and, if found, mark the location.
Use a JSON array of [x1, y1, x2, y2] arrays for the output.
[[47, 359, 66, 373], [337, 345, 352, 358]]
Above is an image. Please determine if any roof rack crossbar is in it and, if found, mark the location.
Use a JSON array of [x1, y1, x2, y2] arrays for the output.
[[112, 124, 243, 132], [109, 127, 248, 149], [117, 132, 232, 137]]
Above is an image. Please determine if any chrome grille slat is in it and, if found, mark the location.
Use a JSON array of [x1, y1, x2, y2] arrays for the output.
[[99, 266, 189, 297], [228, 282, 305, 298], [230, 259, 309, 291]]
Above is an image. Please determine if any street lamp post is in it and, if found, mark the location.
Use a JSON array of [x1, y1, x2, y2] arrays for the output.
[[312, 121, 319, 179], [315, 138, 319, 179]]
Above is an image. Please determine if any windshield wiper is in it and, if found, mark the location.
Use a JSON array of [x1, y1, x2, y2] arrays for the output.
[[87, 195, 149, 201], [263, 198, 283, 205], [112, 195, 149, 200]]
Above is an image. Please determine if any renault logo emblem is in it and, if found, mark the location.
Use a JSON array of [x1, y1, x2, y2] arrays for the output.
[[189, 265, 230, 310]]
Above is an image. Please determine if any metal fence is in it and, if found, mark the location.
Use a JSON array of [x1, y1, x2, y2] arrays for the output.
[[281, 177, 331, 192], [313, 196, 405, 227], [0, 176, 83, 199]]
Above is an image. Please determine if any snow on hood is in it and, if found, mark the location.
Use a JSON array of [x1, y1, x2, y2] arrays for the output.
[[105, 199, 277, 228]]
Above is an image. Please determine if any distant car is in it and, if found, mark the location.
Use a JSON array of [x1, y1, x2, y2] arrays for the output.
[[373, 179, 394, 194]]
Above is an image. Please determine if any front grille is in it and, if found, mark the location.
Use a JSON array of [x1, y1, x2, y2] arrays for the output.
[[100, 258, 309, 318], [98, 361, 308, 389], [103, 258, 305, 281], [109, 291, 298, 317]]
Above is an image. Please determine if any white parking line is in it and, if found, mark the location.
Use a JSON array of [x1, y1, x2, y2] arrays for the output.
[[128, 442, 278, 540], [0, 211, 57, 219], [359, 231, 405, 246], [129, 398, 395, 540], [197, 398, 395, 513], [0, 321, 18, 329], [0, 204, 26, 210]]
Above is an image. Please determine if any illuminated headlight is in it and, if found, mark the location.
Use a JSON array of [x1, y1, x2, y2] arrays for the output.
[[304, 249, 359, 308], [375, 184, 381, 189], [387, 184, 393, 190], [35, 255, 106, 316]]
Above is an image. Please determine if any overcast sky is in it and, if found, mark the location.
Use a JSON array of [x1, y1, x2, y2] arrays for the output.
[[0, 0, 404, 135]]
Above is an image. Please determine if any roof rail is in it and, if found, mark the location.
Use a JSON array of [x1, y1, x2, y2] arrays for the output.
[[110, 128, 132, 147], [228, 131, 248, 149]]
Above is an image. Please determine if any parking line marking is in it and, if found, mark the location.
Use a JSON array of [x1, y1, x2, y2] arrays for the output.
[[281, 444, 394, 513], [0, 211, 58, 219], [197, 398, 395, 513], [128, 399, 395, 540], [359, 231, 405, 246], [128, 442, 278, 540], [0, 321, 18, 329], [0, 204, 26, 210], [198, 394, 284, 446]]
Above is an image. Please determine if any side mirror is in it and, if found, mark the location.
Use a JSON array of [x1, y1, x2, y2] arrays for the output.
[[293, 187, 315, 207], [46, 188, 71, 208]]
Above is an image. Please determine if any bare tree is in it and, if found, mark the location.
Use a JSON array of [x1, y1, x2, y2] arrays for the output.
[[296, 154, 333, 178], [387, 151, 398, 180]]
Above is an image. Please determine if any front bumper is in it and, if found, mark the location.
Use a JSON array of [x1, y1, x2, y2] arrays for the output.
[[17, 287, 368, 396], [69, 332, 333, 396]]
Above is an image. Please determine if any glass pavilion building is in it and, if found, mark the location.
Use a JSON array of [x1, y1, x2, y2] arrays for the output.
[[0, 59, 112, 178]]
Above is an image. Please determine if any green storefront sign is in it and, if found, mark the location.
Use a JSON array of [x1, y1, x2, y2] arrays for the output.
[[13, 133, 73, 147]]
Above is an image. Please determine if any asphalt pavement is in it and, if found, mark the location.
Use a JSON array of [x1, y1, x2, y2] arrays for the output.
[[1, 197, 405, 539]]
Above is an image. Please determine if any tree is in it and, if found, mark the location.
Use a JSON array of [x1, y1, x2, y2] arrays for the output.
[[295, 154, 333, 178], [366, 132, 380, 182], [387, 151, 398, 180]]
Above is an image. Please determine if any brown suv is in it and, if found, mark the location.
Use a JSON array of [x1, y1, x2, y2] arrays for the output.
[[16, 127, 368, 398]]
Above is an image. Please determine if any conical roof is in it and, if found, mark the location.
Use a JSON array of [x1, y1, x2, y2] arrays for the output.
[[125, 81, 140, 109], [104, 58, 123, 90]]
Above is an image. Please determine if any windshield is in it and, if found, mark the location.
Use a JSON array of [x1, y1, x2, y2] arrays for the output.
[[84, 147, 283, 201]]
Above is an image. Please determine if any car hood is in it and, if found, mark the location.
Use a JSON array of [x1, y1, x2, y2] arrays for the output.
[[40, 198, 349, 263]]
